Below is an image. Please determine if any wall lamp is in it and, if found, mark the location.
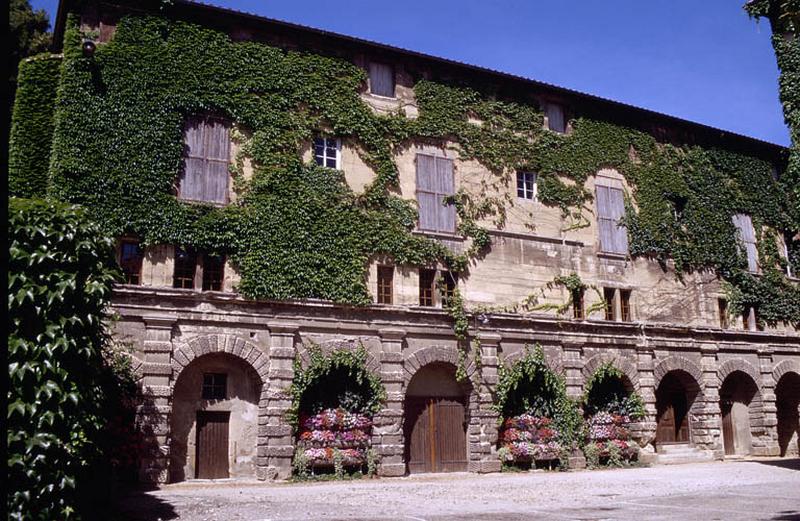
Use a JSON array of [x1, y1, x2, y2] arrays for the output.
[[82, 39, 96, 57]]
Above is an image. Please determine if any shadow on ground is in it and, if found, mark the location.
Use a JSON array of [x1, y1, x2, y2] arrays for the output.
[[112, 487, 179, 521], [771, 512, 800, 521], [749, 458, 800, 472]]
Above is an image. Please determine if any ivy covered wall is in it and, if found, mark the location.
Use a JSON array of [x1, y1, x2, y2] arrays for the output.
[[9, 54, 61, 198], [12, 7, 799, 326]]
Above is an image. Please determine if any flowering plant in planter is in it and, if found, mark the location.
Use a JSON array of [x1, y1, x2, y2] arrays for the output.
[[499, 414, 562, 463], [296, 408, 373, 468], [584, 411, 638, 467]]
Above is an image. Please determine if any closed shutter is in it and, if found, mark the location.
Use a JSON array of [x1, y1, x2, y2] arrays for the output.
[[416, 154, 455, 233], [179, 116, 230, 204], [546, 103, 566, 133], [732, 214, 758, 272], [596, 185, 627, 253], [369, 62, 395, 97]]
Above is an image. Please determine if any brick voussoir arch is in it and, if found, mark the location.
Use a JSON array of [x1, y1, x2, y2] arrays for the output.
[[653, 355, 703, 389], [170, 333, 270, 390], [582, 352, 640, 391], [772, 359, 800, 385], [403, 345, 475, 386], [717, 358, 761, 387]]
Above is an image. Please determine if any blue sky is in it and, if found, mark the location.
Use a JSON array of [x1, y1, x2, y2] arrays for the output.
[[33, 0, 790, 146]]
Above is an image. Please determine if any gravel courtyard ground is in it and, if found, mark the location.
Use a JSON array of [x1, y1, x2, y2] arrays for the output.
[[116, 459, 800, 521]]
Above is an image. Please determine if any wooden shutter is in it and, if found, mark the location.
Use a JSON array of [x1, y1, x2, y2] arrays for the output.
[[732, 214, 758, 272], [180, 116, 230, 204], [435, 157, 456, 233], [416, 154, 437, 231], [546, 103, 566, 133], [596, 185, 627, 254], [369, 62, 394, 97]]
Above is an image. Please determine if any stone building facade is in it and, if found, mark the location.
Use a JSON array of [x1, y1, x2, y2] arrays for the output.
[[43, 0, 800, 482]]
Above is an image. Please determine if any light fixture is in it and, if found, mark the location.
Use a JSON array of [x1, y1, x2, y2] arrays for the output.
[[82, 39, 96, 57]]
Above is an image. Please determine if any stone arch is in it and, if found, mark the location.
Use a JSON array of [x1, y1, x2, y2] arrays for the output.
[[295, 338, 381, 375], [171, 334, 269, 389], [582, 352, 640, 391], [773, 359, 800, 387], [717, 359, 760, 387], [168, 334, 269, 482], [403, 345, 477, 473], [404, 345, 476, 386], [653, 355, 703, 390], [501, 347, 564, 377], [718, 368, 765, 455]]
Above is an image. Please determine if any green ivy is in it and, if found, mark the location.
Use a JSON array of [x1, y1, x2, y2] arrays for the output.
[[286, 343, 386, 429], [8, 197, 121, 520], [582, 362, 645, 419], [9, 54, 61, 198], [494, 345, 584, 448], [14, 8, 797, 326]]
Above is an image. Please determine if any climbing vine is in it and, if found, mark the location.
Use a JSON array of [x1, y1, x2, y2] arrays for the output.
[[582, 362, 645, 419], [9, 54, 61, 198], [286, 343, 386, 430], [9, 6, 798, 325], [494, 345, 584, 448]]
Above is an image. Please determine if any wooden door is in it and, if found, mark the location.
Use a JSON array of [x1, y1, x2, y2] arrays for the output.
[[721, 402, 735, 456], [657, 392, 690, 444], [405, 397, 467, 473], [196, 411, 229, 479]]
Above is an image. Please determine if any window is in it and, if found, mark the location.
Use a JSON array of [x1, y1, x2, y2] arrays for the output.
[[440, 271, 458, 308], [781, 233, 793, 278], [419, 268, 436, 307], [517, 172, 537, 201], [173, 247, 198, 289], [620, 290, 632, 322], [202, 373, 227, 400], [313, 137, 341, 169], [545, 103, 566, 133], [119, 239, 143, 285], [377, 265, 394, 304], [732, 214, 758, 272], [416, 154, 456, 234], [368, 62, 395, 97], [572, 288, 585, 320], [179, 115, 230, 204], [174, 248, 225, 291], [603, 287, 617, 321], [596, 185, 628, 254], [202, 254, 225, 291], [718, 299, 729, 329]]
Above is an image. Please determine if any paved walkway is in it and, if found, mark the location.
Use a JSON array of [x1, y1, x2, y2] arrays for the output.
[[116, 459, 800, 521]]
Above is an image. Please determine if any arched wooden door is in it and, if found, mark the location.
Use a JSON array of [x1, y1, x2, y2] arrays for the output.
[[404, 362, 469, 473], [656, 370, 698, 446], [405, 396, 467, 473]]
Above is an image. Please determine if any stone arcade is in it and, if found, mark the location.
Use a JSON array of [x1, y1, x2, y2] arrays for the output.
[[39, 0, 800, 482]]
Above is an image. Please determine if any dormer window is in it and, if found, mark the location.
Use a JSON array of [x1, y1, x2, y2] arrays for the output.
[[368, 62, 395, 97], [544, 102, 567, 133], [313, 137, 341, 169], [179, 115, 230, 205]]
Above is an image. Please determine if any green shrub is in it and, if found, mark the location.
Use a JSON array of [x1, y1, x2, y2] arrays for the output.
[[7, 197, 123, 520]]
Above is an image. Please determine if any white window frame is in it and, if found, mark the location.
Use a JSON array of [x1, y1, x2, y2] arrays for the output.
[[516, 171, 538, 201], [313, 137, 341, 170]]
